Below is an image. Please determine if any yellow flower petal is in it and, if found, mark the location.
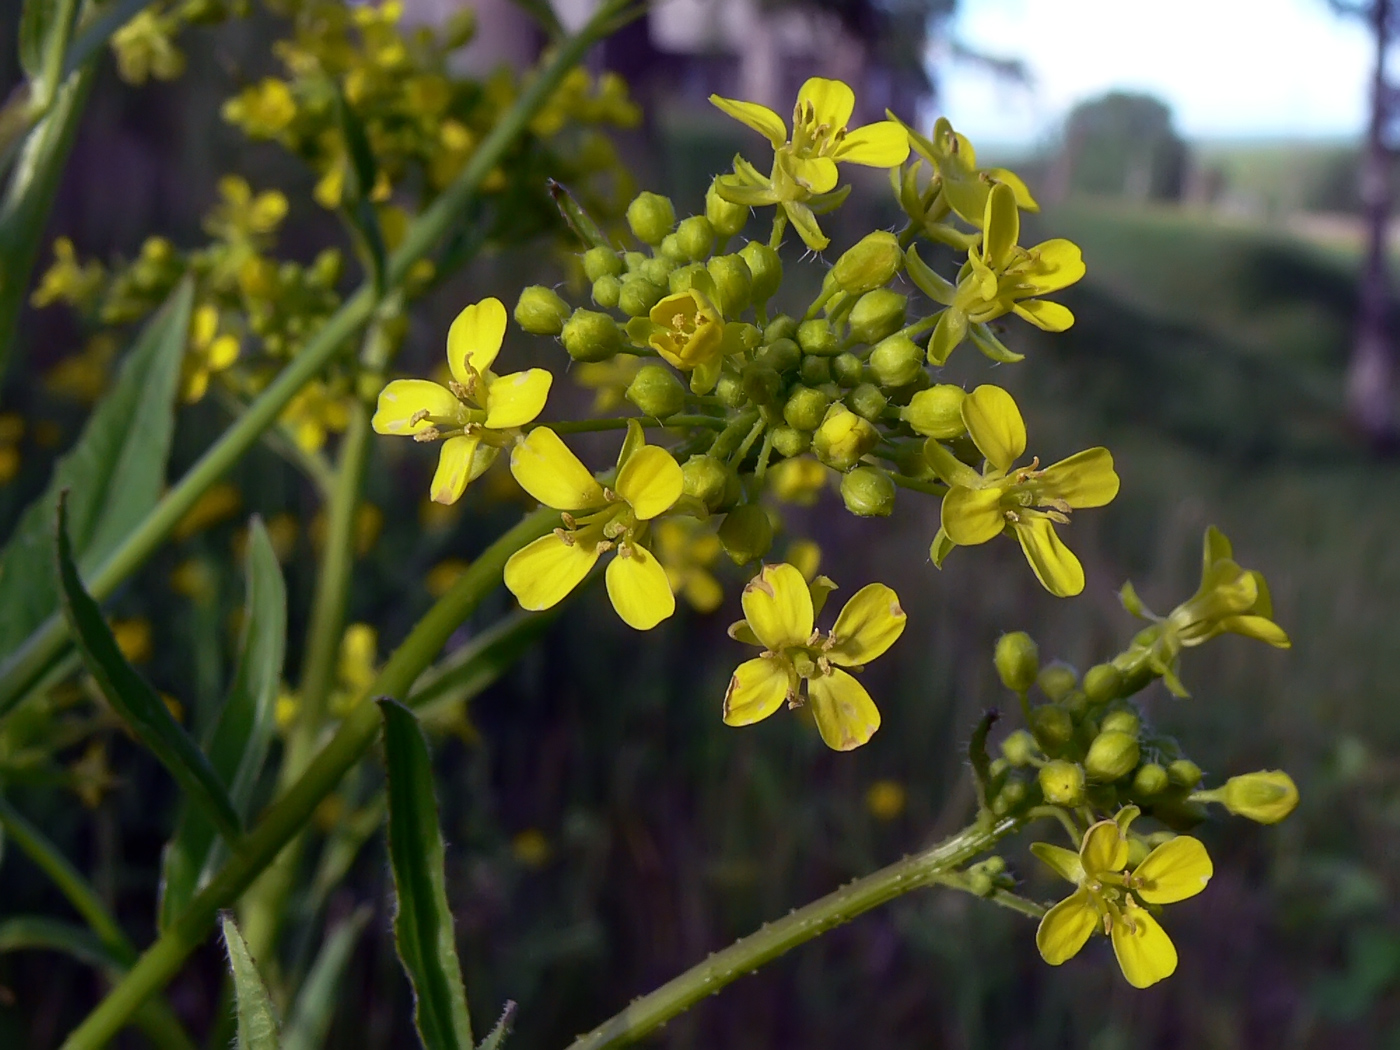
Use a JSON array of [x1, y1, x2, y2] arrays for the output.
[[741, 562, 814, 651], [1110, 903, 1177, 988], [430, 434, 482, 505], [1030, 842, 1085, 886], [834, 120, 910, 168], [797, 77, 854, 131], [1037, 447, 1119, 509], [446, 297, 506, 384], [1013, 299, 1075, 332], [941, 486, 1006, 546], [1133, 836, 1212, 904], [708, 95, 786, 145], [1013, 517, 1085, 598], [1079, 819, 1129, 877], [1219, 614, 1291, 648], [683, 571, 724, 614], [982, 183, 1020, 270], [509, 427, 604, 510], [783, 200, 829, 251], [484, 368, 552, 429], [807, 667, 880, 751], [788, 155, 839, 194], [615, 444, 683, 520], [1036, 889, 1098, 966], [504, 529, 602, 611], [605, 542, 675, 630], [192, 303, 219, 345], [722, 655, 791, 726], [962, 385, 1026, 473], [372, 379, 459, 435], [827, 583, 905, 666], [1018, 239, 1086, 294], [207, 334, 240, 371]]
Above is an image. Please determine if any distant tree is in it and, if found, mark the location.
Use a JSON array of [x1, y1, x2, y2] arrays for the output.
[[1053, 92, 1188, 203]]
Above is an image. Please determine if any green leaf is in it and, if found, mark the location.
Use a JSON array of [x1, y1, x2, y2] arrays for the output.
[[57, 494, 242, 845], [331, 83, 386, 294], [379, 698, 474, 1050], [475, 1002, 517, 1050], [19, 0, 53, 81], [0, 915, 122, 971], [0, 279, 192, 668], [281, 907, 371, 1050], [159, 517, 285, 930], [221, 914, 280, 1050]]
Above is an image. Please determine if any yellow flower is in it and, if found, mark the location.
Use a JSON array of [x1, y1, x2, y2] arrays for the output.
[[647, 290, 724, 371], [45, 334, 117, 404], [222, 78, 298, 138], [574, 355, 642, 414], [724, 562, 905, 751], [281, 381, 351, 453], [31, 238, 105, 311], [182, 304, 241, 403], [866, 779, 907, 820], [504, 423, 683, 630], [927, 385, 1118, 598], [372, 298, 552, 504], [204, 176, 289, 242], [329, 624, 378, 716], [111, 9, 184, 84], [767, 457, 829, 505], [654, 518, 723, 614], [1033, 814, 1212, 989], [896, 115, 1039, 228]]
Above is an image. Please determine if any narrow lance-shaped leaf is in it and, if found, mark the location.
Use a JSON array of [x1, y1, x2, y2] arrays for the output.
[[0, 916, 121, 972], [220, 914, 280, 1050], [57, 494, 242, 845], [281, 906, 372, 1050], [159, 516, 286, 930], [379, 698, 474, 1050]]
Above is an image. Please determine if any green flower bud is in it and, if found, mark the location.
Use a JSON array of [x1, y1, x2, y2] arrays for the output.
[[718, 504, 773, 564], [771, 426, 810, 458], [638, 257, 672, 287], [715, 372, 746, 409], [900, 385, 967, 438], [682, 455, 729, 511], [740, 241, 782, 303], [1100, 709, 1140, 738], [847, 289, 907, 345], [797, 319, 839, 356], [1126, 835, 1152, 867], [783, 385, 831, 431], [1216, 770, 1299, 824], [626, 364, 686, 418], [799, 354, 832, 385], [741, 363, 783, 406], [1000, 729, 1037, 766], [757, 337, 802, 374], [989, 758, 1009, 778], [813, 404, 878, 471], [1132, 762, 1169, 797], [618, 277, 666, 318], [627, 191, 676, 245], [994, 632, 1039, 693], [1168, 759, 1203, 789], [846, 383, 888, 423], [764, 314, 798, 343], [668, 262, 707, 294], [832, 352, 864, 387], [583, 246, 624, 281], [659, 233, 687, 264], [1030, 705, 1074, 753], [1037, 662, 1079, 702], [561, 309, 622, 362], [706, 181, 748, 238], [1083, 663, 1124, 704], [623, 250, 648, 273], [706, 254, 752, 315], [592, 274, 621, 309], [1038, 760, 1085, 806], [1084, 730, 1140, 782], [868, 335, 924, 389], [514, 285, 570, 335], [832, 231, 902, 294], [1060, 690, 1088, 719], [840, 466, 895, 517], [993, 777, 1028, 815], [966, 870, 995, 896], [676, 216, 716, 261], [733, 322, 763, 352]]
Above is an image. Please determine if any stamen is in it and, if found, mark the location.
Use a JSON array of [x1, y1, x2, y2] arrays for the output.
[[413, 427, 442, 443], [554, 527, 575, 546], [409, 408, 431, 426]]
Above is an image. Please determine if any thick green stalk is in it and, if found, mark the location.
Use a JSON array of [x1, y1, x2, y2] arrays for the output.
[[566, 816, 1025, 1050], [56, 509, 557, 1050]]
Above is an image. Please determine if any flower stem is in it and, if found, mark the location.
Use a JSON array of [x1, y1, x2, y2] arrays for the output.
[[542, 415, 727, 435], [565, 816, 1025, 1050]]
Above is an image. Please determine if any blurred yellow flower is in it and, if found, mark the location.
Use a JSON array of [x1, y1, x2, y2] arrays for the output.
[[182, 304, 241, 403], [31, 238, 105, 311], [511, 828, 552, 868], [425, 558, 469, 598], [173, 482, 243, 541], [110, 618, 153, 664], [865, 780, 906, 821], [654, 518, 723, 614]]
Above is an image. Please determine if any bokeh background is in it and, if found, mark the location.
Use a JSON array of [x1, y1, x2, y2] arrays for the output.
[[1, 0, 1398, 1047]]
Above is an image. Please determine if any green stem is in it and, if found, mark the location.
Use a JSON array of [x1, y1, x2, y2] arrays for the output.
[[708, 408, 760, 460], [55, 509, 558, 1050], [768, 212, 787, 251], [549, 179, 611, 250], [887, 472, 947, 497], [543, 415, 726, 435], [565, 816, 1025, 1050], [731, 417, 766, 466]]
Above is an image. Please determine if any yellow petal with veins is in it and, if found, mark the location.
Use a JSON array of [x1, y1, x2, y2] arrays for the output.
[[962, 385, 1026, 473], [1133, 836, 1212, 904], [834, 120, 910, 168], [504, 529, 602, 610], [1036, 447, 1119, 509], [1110, 902, 1178, 988], [484, 368, 552, 429], [807, 667, 880, 751], [430, 434, 482, 505], [372, 379, 458, 435], [787, 155, 839, 195], [941, 486, 1006, 546], [446, 297, 506, 384], [827, 583, 905, 666], [605, 543, 675, 630], [741, 562, 814, 652], [1079, 819, 1129, 877], [722, 655, 791, 726], [708, 95, 787, 147], [509, 427, 604, 510], [615, 444, 683, 520], [1030, 842, 1085, 885], [796, 77, 854, 131], [1036, 888, 1099, 965], [1012, 517, 1085, 598]]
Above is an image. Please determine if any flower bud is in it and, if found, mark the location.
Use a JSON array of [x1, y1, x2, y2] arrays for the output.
[[659, 233, 688, 264], [740, 241, 782, 303], [741, 363, 783, 406], [1085, 730, 1140, 782], [591, 274, 621, 309], [1038, 760, 1085, 806], [638, 257, 671, 286], [797, 319, 839, 356], [682, 455, 730, 511], [799, 354, 832, 385], [706, 181, 748, 238], [514, 285, 570, 335], [1000, 729, 1037, 766], [707, 254, 752, 315], [626, 364, 686, 418], [832, 352, 864, 388], [771, 426, 810, 458], [901, 385, 966, 438], [668, 262, 707, 295], [813, 404, 878, 471], [832, 231, 902, 294], [623, 250, 648, 273], [847, 289, 907, 345], [718, 504, 773, 564], [840, 466, 895, 517], [994, 632, 1039, 693], [868, 335, 924, 389], [764, 314, 798, 343], [845, 383, 888, 423], [1083, 662, 1123, 704], [1037, 662, 1078, 702], [1100, 709, 1140, 738], [561, 309, 622, 362], [993, 776, 1028, 815], [675, 216, 715, 261], [1030, 705, 1073, 753], [1218, 770, 1299, 824], [715, 373, 746, 409], [583, 246, 624, 281], [1132, 762, 1169, 797], [618, 276, 666, 318], [1168, 759, 1203, 789], [783, 385, 831, 432], [757, 337, 801, 374], [626, 191, 675, 245]]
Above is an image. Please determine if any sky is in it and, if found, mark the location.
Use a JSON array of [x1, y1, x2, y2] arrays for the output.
[[936, 0, 1375, 148]]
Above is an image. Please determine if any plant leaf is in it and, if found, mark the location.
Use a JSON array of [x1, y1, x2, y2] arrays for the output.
[[476, 1002, 517, 1050], [221, 914, 280, 1050], [331, 82, 386, 294], [0, 915, 122, 971], [379, 698, 474, 1050], [57, 493, 242, 845], [281, 906, 371, 1050], [159, 516, 285, 930], [0, 279, 192, 669]]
